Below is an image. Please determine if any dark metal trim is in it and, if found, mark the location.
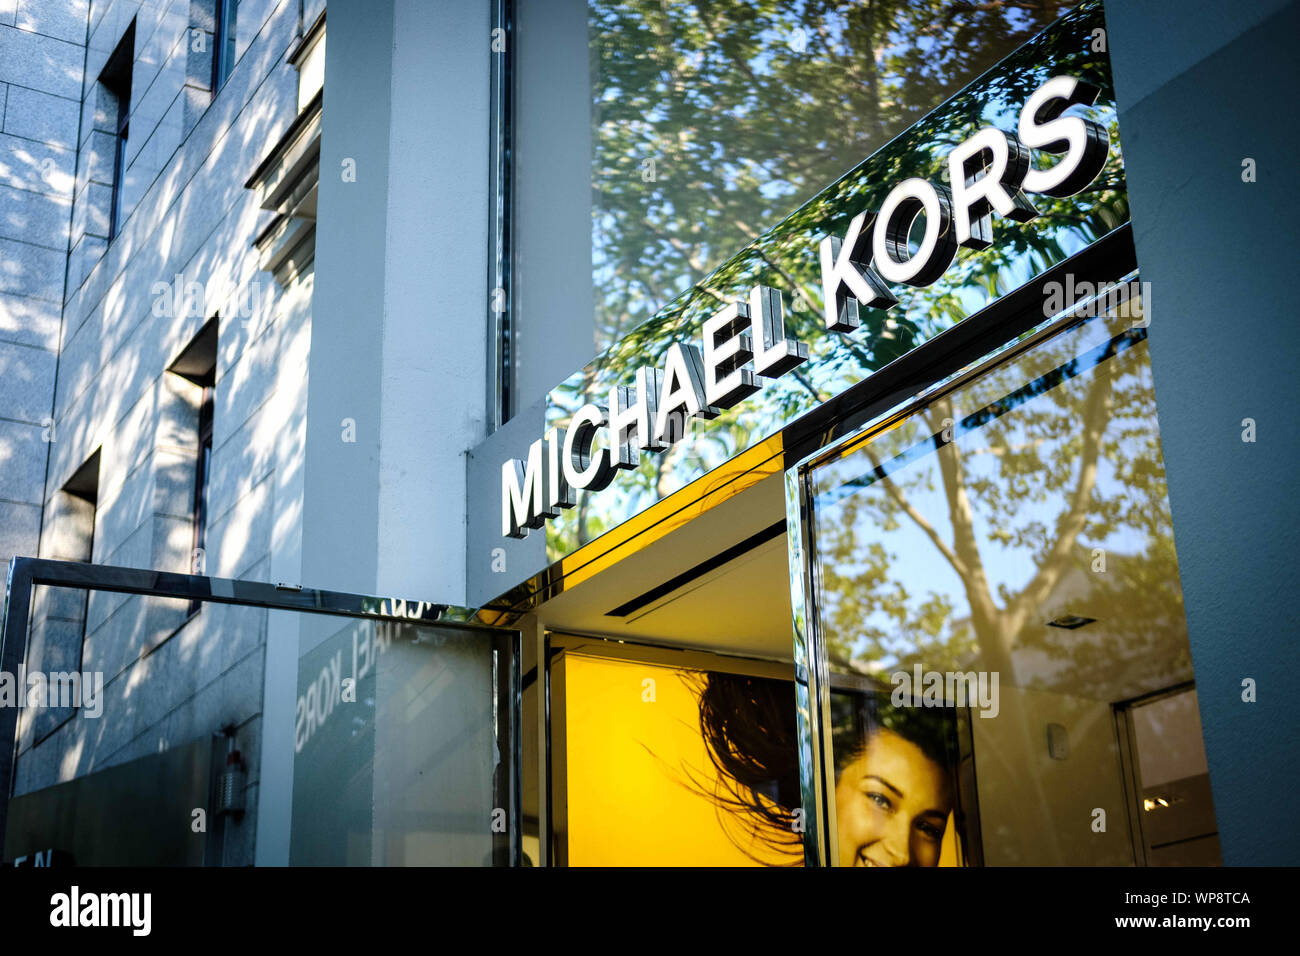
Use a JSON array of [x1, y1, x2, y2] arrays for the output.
[[486, 0, 515, 430], [789, 466, 834, 866], [3, 558, 457, 623], [286, 7, 326, 67], [493, 628, 523, 866], [543, 633, 559, 865], [604, 520, 786, 618]]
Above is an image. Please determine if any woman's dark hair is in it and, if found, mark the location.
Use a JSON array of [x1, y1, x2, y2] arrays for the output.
[[685, 671, 805, 865], [688, 672, 966, 866], [830, 688, 961, 781]]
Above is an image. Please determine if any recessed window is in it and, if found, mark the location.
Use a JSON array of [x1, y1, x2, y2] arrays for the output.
[[213, 0, 239, 92], [28, 450, 102, 744], [61, 449, 101, 565], [290, 13, 326, 112], [192, 385, 215, 575], [99, 21, 135, 241], [168, 317, 219, 612]]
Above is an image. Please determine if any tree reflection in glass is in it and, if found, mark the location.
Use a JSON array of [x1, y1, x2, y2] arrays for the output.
[[539, 1, 1126, 558], [808, 294, 1197, 864], [588, 0, 1076, 352]]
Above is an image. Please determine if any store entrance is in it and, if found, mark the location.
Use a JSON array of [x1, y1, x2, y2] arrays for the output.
[[522, 286, 1222, 868], [521, 471, 803, 866]]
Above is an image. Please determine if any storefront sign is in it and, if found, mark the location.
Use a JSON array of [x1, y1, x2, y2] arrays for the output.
[[502, 75, 1109, 538]]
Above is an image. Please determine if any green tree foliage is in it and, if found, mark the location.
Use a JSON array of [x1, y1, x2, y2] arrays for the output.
[[546, 1, 1126, 559], [589, 0, 1074, 349], [814, 321, 1191, 702]]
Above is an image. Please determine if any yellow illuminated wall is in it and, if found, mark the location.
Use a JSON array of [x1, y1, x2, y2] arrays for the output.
[[562, 653, 798, 866]]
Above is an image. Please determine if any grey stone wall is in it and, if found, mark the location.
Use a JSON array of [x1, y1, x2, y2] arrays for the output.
[[7, 0, 315, 867], [0, 0, 87, 567]]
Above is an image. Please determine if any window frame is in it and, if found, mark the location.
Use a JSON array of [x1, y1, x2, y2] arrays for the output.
[[786, 260, 1154, 867]]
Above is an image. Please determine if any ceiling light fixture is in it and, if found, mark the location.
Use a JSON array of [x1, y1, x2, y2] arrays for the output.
[[1047, 614, 1096, 629]]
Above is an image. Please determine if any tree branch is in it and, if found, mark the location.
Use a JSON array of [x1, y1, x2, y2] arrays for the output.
[[1007, 355, 1117, 631], [862, 442, 967, 581]]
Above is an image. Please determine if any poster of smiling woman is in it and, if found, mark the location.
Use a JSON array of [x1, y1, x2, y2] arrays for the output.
[[829, 685, 978, 867]]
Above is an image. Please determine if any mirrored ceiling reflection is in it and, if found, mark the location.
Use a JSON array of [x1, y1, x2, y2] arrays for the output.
[[808, 291, 1192, 708]]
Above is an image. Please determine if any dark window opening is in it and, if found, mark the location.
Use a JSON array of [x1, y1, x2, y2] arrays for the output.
[[190, 385, 215, 615], [61, 449, 101, 555], [99, 21, 135, 241], [63, 449, 101, 655], [29, 450, 103, 745], [168, 318, 219, 616], [213, 0, 239, 92]]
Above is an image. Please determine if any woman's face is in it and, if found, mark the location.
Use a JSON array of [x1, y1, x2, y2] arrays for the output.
[[835, 729, 953, 867]]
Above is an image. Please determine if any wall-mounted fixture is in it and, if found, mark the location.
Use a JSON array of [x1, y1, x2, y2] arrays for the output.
[[1047, 722, 1070, 760], [217, 731, 246, 818], [1046, 615, 1096, 629]]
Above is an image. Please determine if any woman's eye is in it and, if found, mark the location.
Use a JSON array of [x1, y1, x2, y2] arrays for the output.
[[867, 791, 892, 811], [916, 821, 944, 840]]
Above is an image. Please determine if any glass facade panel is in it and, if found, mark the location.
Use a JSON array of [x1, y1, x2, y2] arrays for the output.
[[798, 287, 1218, 865], [507, 1, 1127, 560], [290, 616, 510, 866], [519, 0, 1079, 356]]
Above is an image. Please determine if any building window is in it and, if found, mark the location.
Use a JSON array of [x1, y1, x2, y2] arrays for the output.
[[213, 0, 239, 91], [99, 22, 135, 241], [289, 11, 326, 112], [61, 449, 100, 644], [27, 450, 101, 744], [192, 384, 214, 572], [61, 450, 100, 571], [167, 318, 219, 611]]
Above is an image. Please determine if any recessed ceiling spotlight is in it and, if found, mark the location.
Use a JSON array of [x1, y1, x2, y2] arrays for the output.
[[1046, 615, 1096, 629]]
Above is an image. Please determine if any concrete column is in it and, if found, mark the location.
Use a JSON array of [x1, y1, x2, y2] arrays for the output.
[[256, 0, 493, 863], [301, 0, 490, 604]]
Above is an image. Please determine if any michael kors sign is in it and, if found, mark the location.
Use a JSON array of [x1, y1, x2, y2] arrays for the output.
[[502, 76, 1110, 539]]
